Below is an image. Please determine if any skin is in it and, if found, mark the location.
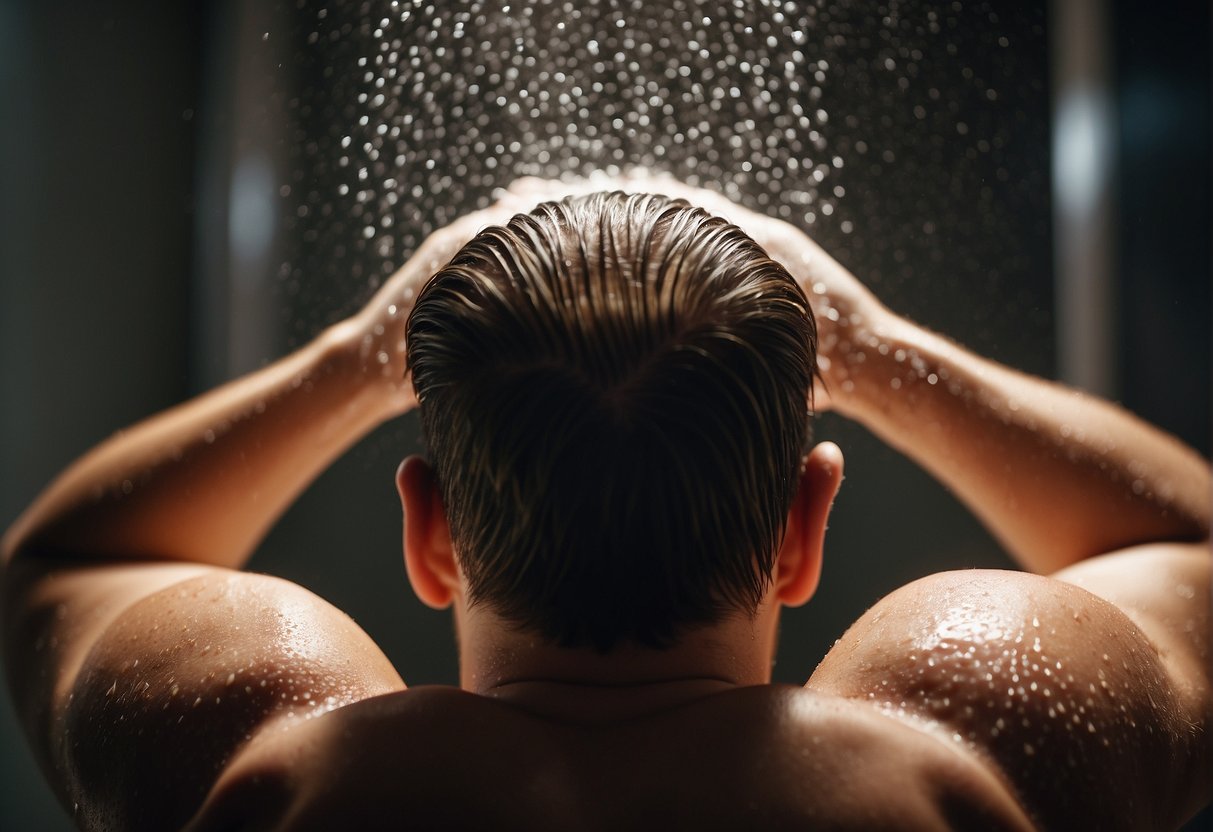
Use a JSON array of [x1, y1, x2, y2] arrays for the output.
[[3, 177, 1209, 831]]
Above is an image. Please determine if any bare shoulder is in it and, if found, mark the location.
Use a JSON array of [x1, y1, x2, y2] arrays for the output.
[[809, 563, 1207, 830], [716, 686, 1037, 832], [58, 569, 403, 831]]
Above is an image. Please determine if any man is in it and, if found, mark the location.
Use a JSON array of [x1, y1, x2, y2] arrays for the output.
[[3, 181, 1208, 831]]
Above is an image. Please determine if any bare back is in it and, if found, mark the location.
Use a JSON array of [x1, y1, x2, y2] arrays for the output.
[[190, 684, 1026, 831], [15, 541, 1204, 831]]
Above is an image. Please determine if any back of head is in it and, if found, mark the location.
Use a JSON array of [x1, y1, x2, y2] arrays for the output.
[[406, 191, 816, 651]]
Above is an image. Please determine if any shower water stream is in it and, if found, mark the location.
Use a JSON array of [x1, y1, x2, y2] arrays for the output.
[[271, 0, 1049, 364]]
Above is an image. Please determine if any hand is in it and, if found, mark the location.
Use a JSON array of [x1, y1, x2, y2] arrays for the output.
[[674, 191, 885, 410], [341, 192, 534, 414]]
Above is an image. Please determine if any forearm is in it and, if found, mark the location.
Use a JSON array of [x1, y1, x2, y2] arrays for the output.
[[2, 320, 403, 570], [833, 310, 1211, 573]]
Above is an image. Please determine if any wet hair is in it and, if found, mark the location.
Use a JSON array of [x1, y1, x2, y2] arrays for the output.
[[406, 191, 817, 651]]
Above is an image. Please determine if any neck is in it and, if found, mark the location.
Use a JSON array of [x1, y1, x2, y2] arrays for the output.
[[454, 599, 781, 720]]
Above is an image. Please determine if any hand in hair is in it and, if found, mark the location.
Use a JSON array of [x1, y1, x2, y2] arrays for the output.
[[345, 192, 534, 413], [638, 180, 883, 413]]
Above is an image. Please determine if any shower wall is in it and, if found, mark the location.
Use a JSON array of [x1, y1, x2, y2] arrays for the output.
[[0, 3, 205, 828]]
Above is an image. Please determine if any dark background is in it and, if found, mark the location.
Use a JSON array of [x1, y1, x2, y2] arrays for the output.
[[1, 1, 1208, 828]]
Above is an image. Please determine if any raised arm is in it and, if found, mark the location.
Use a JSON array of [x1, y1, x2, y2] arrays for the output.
[[705, 198, 1211, 828], [1, 202, 518, 571], [822, 312, 1209, 570], [1, 199, 522, 830], [612, 176, 1209, 570]]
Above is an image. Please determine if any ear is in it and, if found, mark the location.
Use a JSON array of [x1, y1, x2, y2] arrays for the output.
[[775, 442, 844, 607], [397, 455, 459, 609]]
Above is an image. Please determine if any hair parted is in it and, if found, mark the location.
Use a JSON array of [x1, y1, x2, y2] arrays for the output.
[[406, 191, 817, 651]]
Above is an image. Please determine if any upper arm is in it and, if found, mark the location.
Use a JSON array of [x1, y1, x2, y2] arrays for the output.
[[809, 553, 1210, 831], [1051, 542, 1210, 717], [4, 561, 403, 831]]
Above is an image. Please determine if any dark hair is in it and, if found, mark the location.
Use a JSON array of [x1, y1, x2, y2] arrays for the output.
[[406, 191, 817, 651]]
